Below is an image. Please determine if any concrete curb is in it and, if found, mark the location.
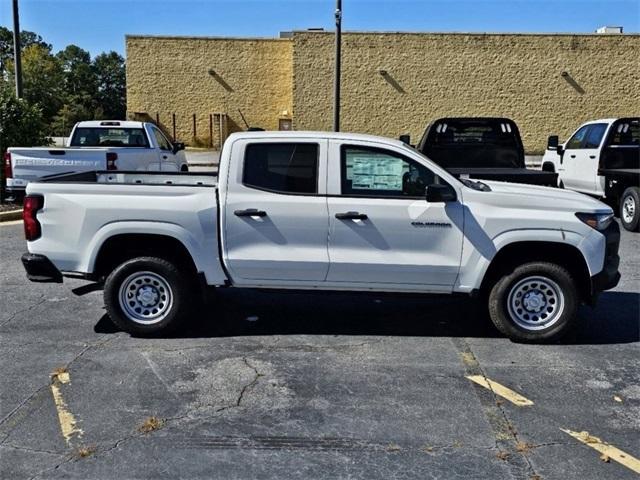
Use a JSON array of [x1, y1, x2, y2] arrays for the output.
[[0, 209, 22, 222]]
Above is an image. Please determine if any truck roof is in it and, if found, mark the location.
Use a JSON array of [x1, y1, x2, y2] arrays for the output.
[[74, 120, 145, 128], [227, 130, 408, 147]]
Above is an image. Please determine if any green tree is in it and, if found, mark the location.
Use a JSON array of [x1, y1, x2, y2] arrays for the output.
[[0, 26, 51, 76], [7, 44, 65, 129], [51, 98, 96, 136], [93, 51, 126, 119], [57, 45, 97, 97], [0, 81, 49, 199]]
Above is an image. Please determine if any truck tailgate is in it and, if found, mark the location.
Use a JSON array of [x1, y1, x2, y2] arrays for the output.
[[9, 148, 108, 184]]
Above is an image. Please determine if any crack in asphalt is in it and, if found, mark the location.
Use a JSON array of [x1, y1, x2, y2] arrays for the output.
[[0, 295, 46, 328], [451, 338, 540, 479], [0, 335, 120, 443], [234, 357, 262, 408], [1, 443, 65, 456]]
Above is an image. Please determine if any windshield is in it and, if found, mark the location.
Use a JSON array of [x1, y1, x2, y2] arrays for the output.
[[70, 128, 149, 147]]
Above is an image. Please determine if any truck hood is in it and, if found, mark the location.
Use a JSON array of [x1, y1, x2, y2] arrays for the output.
[[469, 179, 611, 213]]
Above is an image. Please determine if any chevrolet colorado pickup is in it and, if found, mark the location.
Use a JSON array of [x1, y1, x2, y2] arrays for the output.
[[4, 120, 188, 198], [543, 118, 639, 231], [21, 131, 620, 342]]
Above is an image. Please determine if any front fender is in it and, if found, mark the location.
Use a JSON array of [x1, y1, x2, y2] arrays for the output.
[[455, 228, 603, 292]]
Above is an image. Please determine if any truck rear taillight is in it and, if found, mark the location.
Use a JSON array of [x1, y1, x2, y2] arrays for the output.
[[23, 195, 44, 241], [106, 152, 118, 170], [3, 151, 12, 178]]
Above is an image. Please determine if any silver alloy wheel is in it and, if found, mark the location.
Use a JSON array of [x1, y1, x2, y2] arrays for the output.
[[118, 271, 173, 325], [507, 276, 565, 331], [622, 194, 636, 224]]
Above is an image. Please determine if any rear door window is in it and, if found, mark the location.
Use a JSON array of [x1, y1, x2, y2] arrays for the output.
[[584, 123, 608, 149], [243, 143, 319, 194]]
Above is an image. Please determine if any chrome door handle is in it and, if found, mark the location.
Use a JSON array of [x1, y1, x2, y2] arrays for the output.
[[234, 209, 267, 217], [335, 212, 368, 220]]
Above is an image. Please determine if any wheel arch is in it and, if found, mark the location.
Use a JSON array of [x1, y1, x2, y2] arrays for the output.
[[479, 241, 591, 301], [93, 233, 198, 281]]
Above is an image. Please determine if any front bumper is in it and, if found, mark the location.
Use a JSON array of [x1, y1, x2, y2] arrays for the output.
[[21, 253, 63, 283], [590, 221, 621, 294]]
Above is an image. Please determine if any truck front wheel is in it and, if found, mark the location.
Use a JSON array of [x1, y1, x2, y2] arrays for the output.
[[488, 262, 578, 342], [620, 187, 639, 231], [104, 256, 193, 335]]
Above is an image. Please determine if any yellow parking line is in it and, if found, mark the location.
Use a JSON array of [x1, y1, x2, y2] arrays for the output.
[[466, 375, 534, 406], [50, 370, 82, 444], [0, 220, 22, 226], [561, 428, 640, 474]]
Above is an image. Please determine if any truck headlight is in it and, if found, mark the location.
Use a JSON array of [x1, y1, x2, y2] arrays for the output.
[[575, 212, 614, 231]]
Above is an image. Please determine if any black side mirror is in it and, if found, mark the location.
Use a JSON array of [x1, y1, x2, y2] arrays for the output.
[[399, 134, 411, 145], [547, 135, 559, 150], [172, 142, 185, 153], [426, 183, 457, 203], [556, 145, 564, 157]]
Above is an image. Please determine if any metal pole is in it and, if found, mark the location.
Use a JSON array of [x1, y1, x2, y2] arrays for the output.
[[12, 0, 23, 98], [333, 0, 342, 132]]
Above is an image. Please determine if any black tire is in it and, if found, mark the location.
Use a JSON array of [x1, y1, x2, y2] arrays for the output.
[[181, 164, 189, 172], [104, 256, 193, 336], [488, 262, 579, 343], [619, 186, 640, 232]]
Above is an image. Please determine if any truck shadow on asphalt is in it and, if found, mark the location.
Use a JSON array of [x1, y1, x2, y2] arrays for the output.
[[94, 290, 639, 345]]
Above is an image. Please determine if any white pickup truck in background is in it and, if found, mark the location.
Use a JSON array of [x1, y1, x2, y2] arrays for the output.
[[542, 118, 639, 231], [4, 120, 188, 198], [21, 131, 620, 342]]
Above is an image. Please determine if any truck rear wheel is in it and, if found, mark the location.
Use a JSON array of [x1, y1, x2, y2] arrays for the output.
[[104, 256, 193, 335], [620, 187, 639, 231], [488, 262, 578, 343]]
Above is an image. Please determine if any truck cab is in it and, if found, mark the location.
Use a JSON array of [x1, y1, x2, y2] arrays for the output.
[[544, 118, 640, 231]]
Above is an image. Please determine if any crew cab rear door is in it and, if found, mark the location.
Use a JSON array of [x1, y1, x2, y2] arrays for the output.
[[222, 138, 329, 284], [325, 140, 464, 291]]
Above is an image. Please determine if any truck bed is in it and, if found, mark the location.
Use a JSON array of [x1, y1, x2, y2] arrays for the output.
[[446, 167, 558, 187]]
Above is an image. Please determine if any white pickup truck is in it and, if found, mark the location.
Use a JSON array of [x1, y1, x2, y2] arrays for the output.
[[4, 120, 188, 198], [21, 131, 620, 342], [542, 118, 639, 231]]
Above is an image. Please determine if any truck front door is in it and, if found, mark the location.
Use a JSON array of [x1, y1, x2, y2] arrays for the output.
[[325, 141, 464, 291], [150, 126, 180, 171], [561, 124, 591, 192], [222, 139, 330, 284]]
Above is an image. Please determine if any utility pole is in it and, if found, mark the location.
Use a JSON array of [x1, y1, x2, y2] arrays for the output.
[[12, 0, 23, 98], [333, 0, 342, 132]]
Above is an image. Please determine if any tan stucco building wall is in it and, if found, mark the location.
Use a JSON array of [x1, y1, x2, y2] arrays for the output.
[[126, 36, 293, 148], [127, 31, 640, 152]]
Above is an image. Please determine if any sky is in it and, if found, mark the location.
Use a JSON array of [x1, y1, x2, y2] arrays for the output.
[[1, 0, 638, 57]]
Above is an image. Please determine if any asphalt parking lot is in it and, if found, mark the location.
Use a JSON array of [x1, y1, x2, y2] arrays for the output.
[[0, 220, 638, 479]]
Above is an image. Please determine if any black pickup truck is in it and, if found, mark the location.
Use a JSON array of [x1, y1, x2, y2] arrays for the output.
[[411, 117, 558, 187]]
